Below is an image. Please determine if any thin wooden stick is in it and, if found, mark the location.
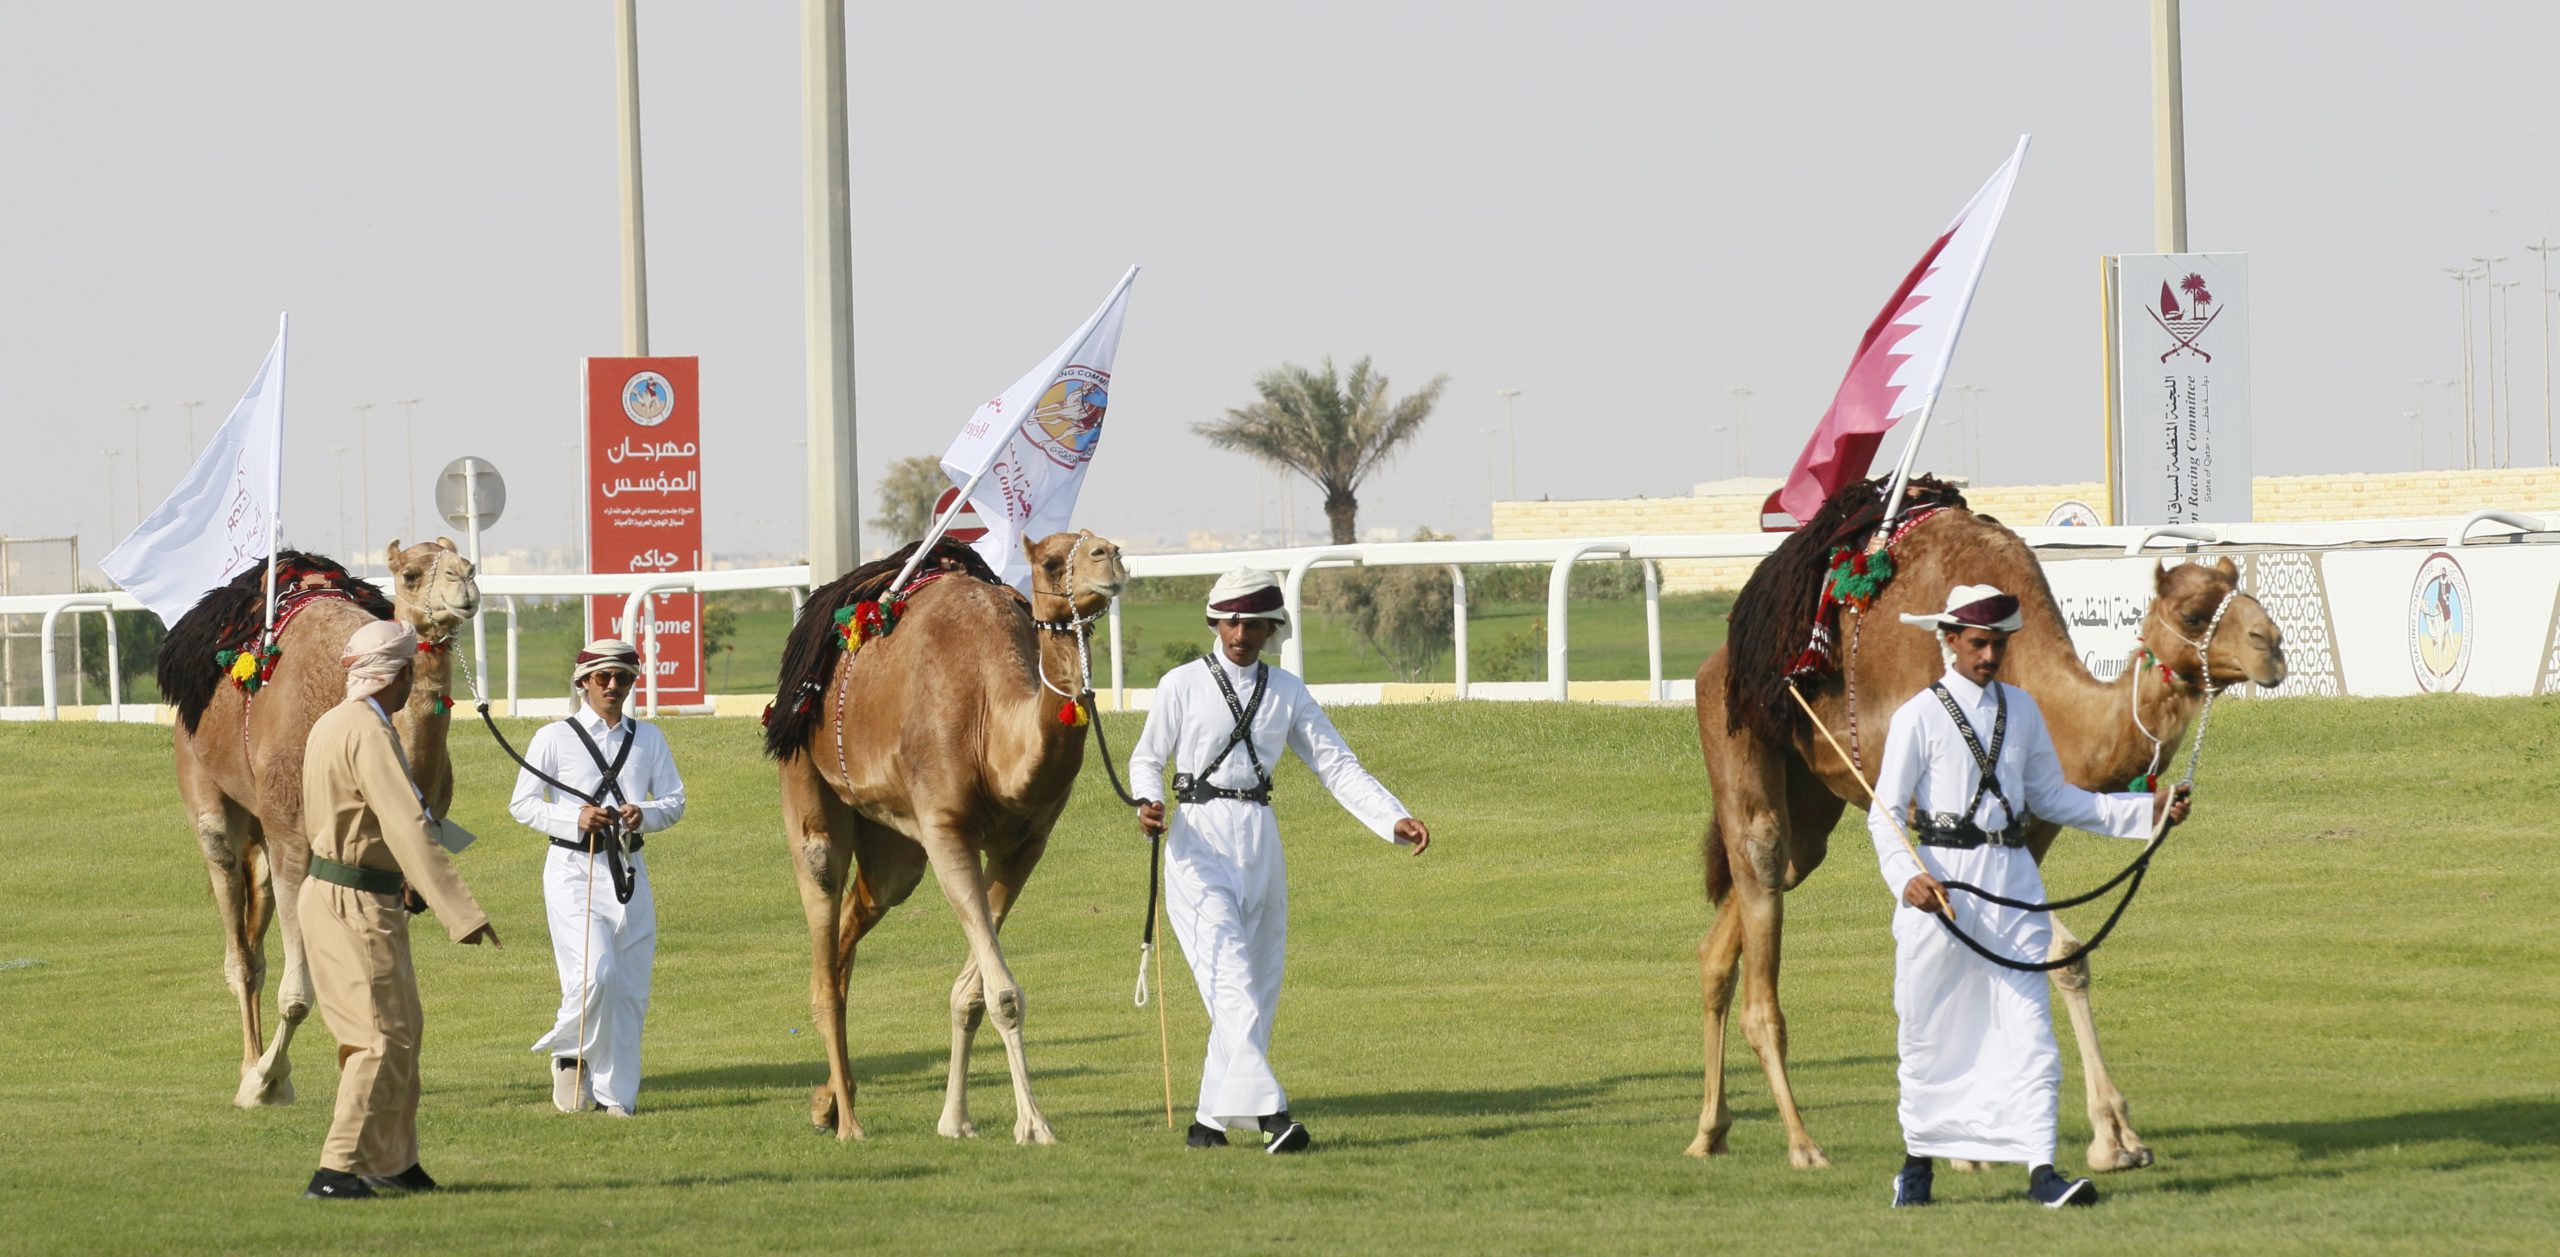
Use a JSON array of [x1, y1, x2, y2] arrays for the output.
[[1153, 896, 1174, 1128], [1783, 680, 1953, 921]]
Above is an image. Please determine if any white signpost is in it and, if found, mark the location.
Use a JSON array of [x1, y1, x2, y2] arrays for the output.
[[2105, 252, 2253, 525], [436, 456, 505, 702]]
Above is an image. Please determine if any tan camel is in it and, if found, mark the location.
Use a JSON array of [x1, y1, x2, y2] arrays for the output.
[[767, 530, 1127, 1142], [166, 539, 479, 1106], [1689, 504, 2284, 1171]]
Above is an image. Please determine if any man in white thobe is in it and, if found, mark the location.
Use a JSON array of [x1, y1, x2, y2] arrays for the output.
[[1129, 568, 1431, 1154], [507, 639, 687, 1117], [1869, 585, 2190, 1209]]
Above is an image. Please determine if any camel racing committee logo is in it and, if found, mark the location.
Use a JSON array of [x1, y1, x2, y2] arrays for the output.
[[2408, 551, 2472, 692], [2150, 272, 2226, 362], [1025, 365, 1109, 469], [622, 370, 675, 427]]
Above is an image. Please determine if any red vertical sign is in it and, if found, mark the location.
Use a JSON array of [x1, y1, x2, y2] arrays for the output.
[[584, 357, 704, 698]]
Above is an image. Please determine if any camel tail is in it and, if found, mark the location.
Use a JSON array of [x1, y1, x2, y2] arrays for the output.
[[1702, 814, 1732, 905], [762, 538, 1005, 761]]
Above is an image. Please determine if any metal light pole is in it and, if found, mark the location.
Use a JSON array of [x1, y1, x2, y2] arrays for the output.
[[352, 402, 376, 570], [333, 446, 352, 558], [2495, 278, 2523, 467], [1725, 386, 1753, 476], [2447, 267, 2480, 468], [616, 0, 651, 356], [179, 398, 205, 460], [803, 0, 859, 577], [2527, 239, 2558, 465], [397, 396, 423, 541], [2150, 0, 2188, 252], [124, 403, 149, 517], [2403, 410, 2423, 471], [1497, 388, 1521, 499], [102, 450, 119, 540], [2474, 255, 2506, 468]]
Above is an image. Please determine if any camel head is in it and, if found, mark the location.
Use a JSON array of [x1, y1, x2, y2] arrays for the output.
[[385, 537, 480, 641], [2144, 557, 2285, 691], [1024, 530, 1127, 624]]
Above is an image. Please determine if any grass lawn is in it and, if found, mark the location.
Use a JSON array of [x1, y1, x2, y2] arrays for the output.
[[0, 697, 2553, 1254]]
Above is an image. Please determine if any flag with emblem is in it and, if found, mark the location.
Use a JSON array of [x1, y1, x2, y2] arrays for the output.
[[932, 265, 1137, 590], [102, 316, 290, 625], [1766, 137, 2027, 529]]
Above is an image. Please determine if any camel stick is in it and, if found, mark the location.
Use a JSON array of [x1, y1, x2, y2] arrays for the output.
[[1153, 891, 1173, 1128], [1782, 680, 1953, 921]]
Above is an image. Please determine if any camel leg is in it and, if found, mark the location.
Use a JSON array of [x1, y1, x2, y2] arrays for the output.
[[239, 839, 309, 1108], [1732, 875, 1828, 1169], [2051, 917, 2153, 1172], [939, 832, 1049, 1141], [921, 832, 1052, 1145], [1685, 884, 1747, 1157], [190, 799, 268, 1089], [784, 764, 863, 1140]]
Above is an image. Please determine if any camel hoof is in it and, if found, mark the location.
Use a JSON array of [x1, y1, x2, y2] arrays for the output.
[[234, 1072, 295, 1108], [810, 1086, 864, 1140], [1015, 1119, 1056, 1146], [1948, 1158, 1988, 1173], [1683, 1131, 1731, 1158], [2088, 1141, 2155, 1173], [938, 1115, 977, 1139], [1787, 1143, 1831, 1170]]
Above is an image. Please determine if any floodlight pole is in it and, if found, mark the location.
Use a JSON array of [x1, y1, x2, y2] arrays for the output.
[[803, 0, 860, 580], [1497, 388, 1521, 499], [616, 0, 651, 356]]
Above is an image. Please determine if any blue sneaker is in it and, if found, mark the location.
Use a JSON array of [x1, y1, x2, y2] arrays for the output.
[[2027, 1165, 2097, 1208]]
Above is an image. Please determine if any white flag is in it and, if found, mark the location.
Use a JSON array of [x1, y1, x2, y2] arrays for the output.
[[938, 266, 1136, 590], [102, 321, 288, 626]]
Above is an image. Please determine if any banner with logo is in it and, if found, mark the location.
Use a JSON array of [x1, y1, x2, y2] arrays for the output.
[[938, 265, 1136, 590], [583, 356, 703, 697], [2108, 253, 2253, 525]]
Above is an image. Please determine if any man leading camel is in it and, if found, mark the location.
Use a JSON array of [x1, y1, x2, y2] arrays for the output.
[[1129, 568, 1430, 1154], [508, 639, 688, 1116], [1870, 585, 2190, 1210], [298, 619, 497, 1199]]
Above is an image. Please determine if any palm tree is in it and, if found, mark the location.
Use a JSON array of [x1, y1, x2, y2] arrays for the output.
[[1194, 356, 1449, 544]]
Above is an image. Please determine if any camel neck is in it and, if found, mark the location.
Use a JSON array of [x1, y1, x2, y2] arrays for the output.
[[2004, 625, 2200, 788]]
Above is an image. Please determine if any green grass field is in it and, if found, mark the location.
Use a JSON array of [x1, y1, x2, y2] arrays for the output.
[[1, 697, 2554, 1254]]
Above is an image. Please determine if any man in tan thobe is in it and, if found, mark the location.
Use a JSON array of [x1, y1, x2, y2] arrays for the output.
[[297, 618, 499, 1200]]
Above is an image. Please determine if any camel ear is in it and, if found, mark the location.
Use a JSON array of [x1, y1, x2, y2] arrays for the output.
[[435, 536, 459, 552], [2153, 558, 2175, 591], [2214, 556, 2239, 580], [385, 540, 405, 567]]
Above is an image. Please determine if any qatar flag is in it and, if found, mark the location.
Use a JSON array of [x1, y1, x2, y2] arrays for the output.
[[1765, 137, 2028, 530]]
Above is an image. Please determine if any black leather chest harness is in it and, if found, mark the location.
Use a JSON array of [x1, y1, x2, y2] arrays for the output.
[[1911, 682, 2033, 849], [1173, 658, 1274, 807]]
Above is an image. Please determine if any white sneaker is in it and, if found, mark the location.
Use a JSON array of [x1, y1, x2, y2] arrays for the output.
[[601, 1103, 636, 1118], [552, 1058, 592, 1113]]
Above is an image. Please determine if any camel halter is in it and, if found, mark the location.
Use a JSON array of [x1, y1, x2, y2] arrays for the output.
[[2126, 587, 2242, 791]]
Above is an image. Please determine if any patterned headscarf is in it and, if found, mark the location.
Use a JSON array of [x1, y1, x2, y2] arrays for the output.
[[341, 619, 418, 704], [573, 638, 641, 684]]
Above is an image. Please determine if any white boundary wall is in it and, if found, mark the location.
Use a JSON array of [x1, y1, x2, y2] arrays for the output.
[[7, 510, 2554, 722]]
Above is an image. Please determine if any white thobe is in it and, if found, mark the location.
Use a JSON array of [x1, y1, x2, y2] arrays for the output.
[[507, 701, 686, 1110], [1868, 670, 2156, 1166], [1128, 653, 1411, 1131]]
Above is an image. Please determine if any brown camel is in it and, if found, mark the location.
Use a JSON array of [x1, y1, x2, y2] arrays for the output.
[[1689, 500, 2284, 1171], [766, 529, 1127, 1142], [165, 539, 479, 1107]]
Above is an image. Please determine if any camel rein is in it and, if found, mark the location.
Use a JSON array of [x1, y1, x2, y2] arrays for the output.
[[1800, 587, 2240, 973]]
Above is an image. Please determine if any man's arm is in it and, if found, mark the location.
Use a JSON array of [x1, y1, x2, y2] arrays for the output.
[[1127, 674, 1182, 835], [1285, 696, 1410, 843], [354, 720, 493, 943], [627, 724, 686, 834], [2015, 701, 2156, 840], [506, 725, 584, 840], [1867, 703, 1935, 904]]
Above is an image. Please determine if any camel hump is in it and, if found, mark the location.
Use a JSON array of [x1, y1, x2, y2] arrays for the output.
[[763, 538, 1010, 761], [159, 551, 393, 732]]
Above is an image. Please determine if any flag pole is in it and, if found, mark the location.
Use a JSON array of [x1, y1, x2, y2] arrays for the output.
[[885, 454, 1010, 594], [260, 312, 291, 647], [1880, 134, 2030, 529]]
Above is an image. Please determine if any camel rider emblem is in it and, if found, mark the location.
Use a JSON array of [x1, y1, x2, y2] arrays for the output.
[[2408, 551, 2472, 692], [622, 371, 675, 427], [1026, 365, 1109, 469]]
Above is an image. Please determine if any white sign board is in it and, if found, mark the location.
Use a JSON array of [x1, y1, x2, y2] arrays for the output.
[[2110, 253, 2253, 525]]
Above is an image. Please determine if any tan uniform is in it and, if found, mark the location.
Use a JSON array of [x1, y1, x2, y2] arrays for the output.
[[298, 697, 490, 1176]]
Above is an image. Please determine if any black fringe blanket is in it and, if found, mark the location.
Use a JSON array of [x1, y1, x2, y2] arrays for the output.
[[158, 552, 392, 733], [762, 538, 1008, 761]]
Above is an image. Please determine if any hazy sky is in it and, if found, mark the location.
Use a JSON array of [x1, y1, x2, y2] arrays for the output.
[[5, 2, 2554, 571]]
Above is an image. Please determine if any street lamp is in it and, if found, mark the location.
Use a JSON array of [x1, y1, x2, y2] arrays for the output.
[[178, 398, 206, 460], [352, 402, 376, 569], [2495, 278, 2524, 467], [2473, 255, 2507, 467], [1725, 387, 1753, 476], [2527, 239, 2559, 465], [397, 396, 424, 541], [2447, 267, 2482, 468], [124, 403, 149, 518], [1496, 388, 1521, 500]]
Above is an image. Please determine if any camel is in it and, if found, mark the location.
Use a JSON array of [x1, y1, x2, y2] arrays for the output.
[[162, 539, 479, 1107], [764, 529, 1128, 1142], [1688, 486, 2285, 1171]]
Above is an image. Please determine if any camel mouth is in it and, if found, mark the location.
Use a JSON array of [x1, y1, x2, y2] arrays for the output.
[[1086, 578, 1125, 600]]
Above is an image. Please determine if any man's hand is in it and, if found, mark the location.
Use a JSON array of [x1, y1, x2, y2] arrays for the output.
[[1902, 871, 1948, 914], [461, 923, 501, 948], [2163, 783, 2193, 828], [578, 805, 614, 834], [617, 803, 643, 832], [1394, 817, 1430, 855], [1136, 800, 1166, 839]]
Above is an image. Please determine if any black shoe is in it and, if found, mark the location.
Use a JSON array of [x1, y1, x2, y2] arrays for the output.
[[1185, 1122, 1229, 1149], [303, 1169, 377, 1200], [1259, 1111, 1311, 1155], [2027, 1164, 2097, 1208], [1891, 1163, 1934, 1208], [360, 1163, 438, 1194]]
